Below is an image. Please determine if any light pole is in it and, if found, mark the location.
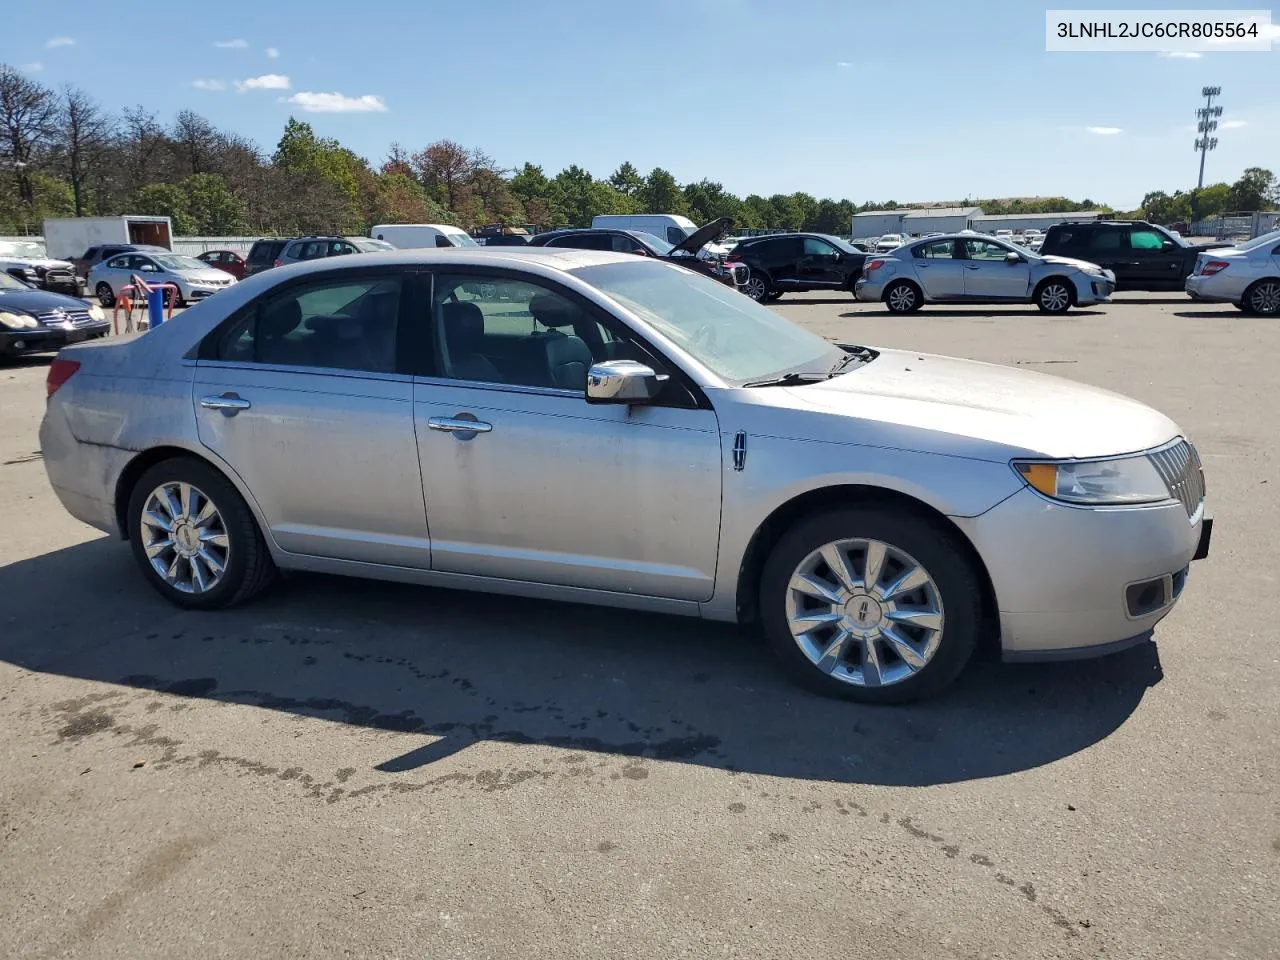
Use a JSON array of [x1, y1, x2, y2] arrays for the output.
[[1195, 86, 1222, 190]]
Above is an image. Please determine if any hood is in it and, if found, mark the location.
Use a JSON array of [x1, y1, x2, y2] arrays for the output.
[[1187, 240, 1234, 252], [1041, 254, 1104, 272], [176, 268, 234, 283], [0, 255, 73, 270], [671, 217, 732, 256], [0, 287, 94, 313], [776, 349, 1180, 461]]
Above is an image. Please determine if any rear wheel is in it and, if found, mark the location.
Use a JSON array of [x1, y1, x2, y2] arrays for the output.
[[759, 506, 981, 704], [1243, 279, 1280, 316], [884, 280, 922, 313], [127, 457, 276, 610], [95, 282, 115, 307], [1034, 277, 1073, 314]]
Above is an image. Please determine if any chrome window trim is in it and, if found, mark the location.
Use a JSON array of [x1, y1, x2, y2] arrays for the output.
[[194, 358, 413, 385], [411, 374, 579, 399]]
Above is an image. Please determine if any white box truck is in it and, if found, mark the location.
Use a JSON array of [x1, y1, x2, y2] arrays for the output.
[[370, 224, 478, 249], [590, 214, 698, 245], [42, 216, 174, 266]]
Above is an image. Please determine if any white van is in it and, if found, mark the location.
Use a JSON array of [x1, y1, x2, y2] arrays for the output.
[[590, 214, 698, 246], [370, 224, 478, 250]]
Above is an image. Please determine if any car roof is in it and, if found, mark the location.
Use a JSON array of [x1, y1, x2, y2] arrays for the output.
[[282, 247, 634, 274]]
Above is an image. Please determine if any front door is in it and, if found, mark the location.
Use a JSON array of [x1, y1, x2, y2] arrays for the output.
[[1126, 226, 1184, 287], [796, 237, 845, 288], [193, 269, 431, 568], [960, 238, 1032, 299], [409, 271, 723, 601], [910, 239, 965, 299]]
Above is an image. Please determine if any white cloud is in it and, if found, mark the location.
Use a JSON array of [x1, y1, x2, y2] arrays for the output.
[[836, 61, 852, 68], [1086, 126, 1123, 135], [1221, 119, 1248, 130], [19, 61, 43, 73], [1158, 51, 1202, 59], [192, 78, 228, 91], [266, 47, 280, 59], [284, 91, 388, 113], [45, 36, 75, 49], [236, 73, 290, 92], [214, 38, 249, 49]]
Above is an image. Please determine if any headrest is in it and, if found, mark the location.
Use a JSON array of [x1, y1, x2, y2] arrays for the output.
[[528, 293, 579, 329], [441, 301, 484, 344], [259, 298, 302, 338]]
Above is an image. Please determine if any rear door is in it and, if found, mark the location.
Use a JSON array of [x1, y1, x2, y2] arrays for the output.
[[1080, 225, 1130, 284], [762, 236, 804, 289], [910, 239, 965, 298], [960, 238, 1031, 299], [193, 267, 430, 568]]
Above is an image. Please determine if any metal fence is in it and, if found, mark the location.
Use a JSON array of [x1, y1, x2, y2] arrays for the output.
[[1, 235, 265, 257], [1188, 212, 1278, 240]]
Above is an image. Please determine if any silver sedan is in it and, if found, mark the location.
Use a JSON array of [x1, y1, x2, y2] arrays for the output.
[[1184, 229, 1280, 315], [856, 233, 1115, 313], [40, 249, 1210, 703], [88, 251, 236, 307]]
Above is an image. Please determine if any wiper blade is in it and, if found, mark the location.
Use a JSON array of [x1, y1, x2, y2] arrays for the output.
[[742, 371, 830, 388], [827, 344, 879, 376]]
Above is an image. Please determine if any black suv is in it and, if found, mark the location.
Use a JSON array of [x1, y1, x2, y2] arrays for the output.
[[243, 238, 293, 277], [725, 233, 870, 301], [527, 218, 743, 287], [1038, 220, 1229, 291]]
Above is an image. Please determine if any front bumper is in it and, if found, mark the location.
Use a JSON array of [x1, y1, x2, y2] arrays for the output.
[[0, 321, 109, 356], [1185, 273, 1245, 304], [1077, 275, 1114, 304], [951, 486, 1209, 661]]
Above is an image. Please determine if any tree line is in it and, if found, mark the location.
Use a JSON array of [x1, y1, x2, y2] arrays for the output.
[[2, 64, 1275, 239]]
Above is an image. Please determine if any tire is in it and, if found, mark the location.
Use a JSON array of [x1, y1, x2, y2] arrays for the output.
[[1242, 279, 1280, 316], [883, 280, 922, 314], [95, 282, 115, 307], [1034, 277, 1073, 314], [759, 506, 982, 704], [743, 273, 773, 302], [127, 457, 277, 610], [165, 287, 184, 309], [1233, 302, 1247, 311], [765, 291, 783, 302]]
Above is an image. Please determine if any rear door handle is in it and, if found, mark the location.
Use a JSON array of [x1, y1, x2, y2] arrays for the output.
[[200, 393, 251, 415], [964, 265, 981, 270], [428, 416, 493, 435]]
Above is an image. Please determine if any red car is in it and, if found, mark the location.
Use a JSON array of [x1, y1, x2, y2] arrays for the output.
[[196, 249, 246, 280]]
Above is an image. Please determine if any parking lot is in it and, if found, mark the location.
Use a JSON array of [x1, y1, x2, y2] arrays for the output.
[[1, 292, 1276, 959]]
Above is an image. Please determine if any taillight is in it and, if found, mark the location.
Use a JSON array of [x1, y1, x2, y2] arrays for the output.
[[273, 259, 283, 268], [866, 258, 886, 271], [1200, 260, 1230, 276], [725, 254, 741, 263], [46, 358, 80, 398]]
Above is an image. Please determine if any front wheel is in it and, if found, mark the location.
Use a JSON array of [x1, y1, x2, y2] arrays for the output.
[[883, 280, 922, 313], [127, 457, 277, 610], [95, 282, 115, 307], [1243, 279, 1280, 316], [743, 273, 772, 302], [1035, 278, 1073, 314], [759, 507, 981, 704]]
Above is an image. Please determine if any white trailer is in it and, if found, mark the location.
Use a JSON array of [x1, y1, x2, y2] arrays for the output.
[[370, 224, 477, 249], [42, 216, 173, 261]]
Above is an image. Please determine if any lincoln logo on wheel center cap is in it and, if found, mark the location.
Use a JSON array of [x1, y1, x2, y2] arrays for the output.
[[843, 594, 883, 627]]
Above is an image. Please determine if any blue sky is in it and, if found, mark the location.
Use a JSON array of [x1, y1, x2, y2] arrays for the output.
[[3, 0, 1276, 209]]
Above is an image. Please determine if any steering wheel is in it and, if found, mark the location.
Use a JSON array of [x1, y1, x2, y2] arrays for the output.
[[690, 323, 718, 352]]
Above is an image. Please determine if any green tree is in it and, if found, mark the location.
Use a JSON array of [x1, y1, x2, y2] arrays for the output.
[[809, 198, 845, 234], [743, 194, 771, 227], [1228, 167, 1277, 211], [1191, 183, 1231, 220], [608, 161, 644, 197], [766, 193, 803, 231], [790, 192, 818, 230], [373, 171, 456, 225], [182, 173, 248, 234], [134, 182, 196, 233], [682, 179, 744, 226], [638, 167, 687, 216]]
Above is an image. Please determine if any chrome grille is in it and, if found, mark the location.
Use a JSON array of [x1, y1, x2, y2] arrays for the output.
[[35, 309, 96, 329], [1148, 440, 1205, 518]]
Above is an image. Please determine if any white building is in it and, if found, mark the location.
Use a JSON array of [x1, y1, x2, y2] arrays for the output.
[[970, 211, 1106, 233], [853, 206, 984, 238]]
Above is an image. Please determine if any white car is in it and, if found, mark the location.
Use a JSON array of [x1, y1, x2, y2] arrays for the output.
[[875, 234, 905, 253], [88, 251, 236, 307], [1184, 229, 1280, 315], [0, 240, 81, 295]]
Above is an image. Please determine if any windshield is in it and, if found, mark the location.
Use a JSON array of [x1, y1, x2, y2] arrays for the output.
[[355, 238, 397, 252], [0, 241, 45, 258], [447, 232, 479, 247], [1237, 229, 1280, 252], [632, 232, 675, 255], [0, 272, 31, 290], [153, 255, 209, 272], [822, 235, 863, 254], [572, 260, 843, 383]]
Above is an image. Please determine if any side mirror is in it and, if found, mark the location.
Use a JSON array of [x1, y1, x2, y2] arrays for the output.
[[1005, 251, 1022, 264], [632, 248, 648, 256], [586, 359, 664, 405], [1162, 240, 1175, 249]]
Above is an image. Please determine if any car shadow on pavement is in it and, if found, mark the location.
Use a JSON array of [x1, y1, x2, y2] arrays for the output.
[[0, 354, 55, 369], [0, 537, 1163, 787], [1172, 310, 1245, 319], [838, 310, 1105, 319]]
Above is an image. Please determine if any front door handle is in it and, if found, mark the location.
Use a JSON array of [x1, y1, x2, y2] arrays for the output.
[[428, 416, 493, 435], [200, 393, 251, 415], [964, 265, 981, 270]]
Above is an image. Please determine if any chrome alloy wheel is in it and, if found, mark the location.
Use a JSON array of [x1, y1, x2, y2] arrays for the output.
[[139, 481, 230, 594], [1250, 280, 1280, 315], [784, 538, 945, 687], [744, 275, 769, 300], [886, 284, 917, 312], [1039, 282, 1070, 312]]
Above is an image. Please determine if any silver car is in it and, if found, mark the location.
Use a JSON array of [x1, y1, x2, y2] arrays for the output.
[[40, 250, 1210, 704], [89, 251, 236, 307], [1184, 229, 1280, 315], [856, 233, 1115, 314]]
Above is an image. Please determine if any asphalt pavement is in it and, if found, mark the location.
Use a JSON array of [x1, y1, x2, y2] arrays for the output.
[[0, 292, 1275, 959]]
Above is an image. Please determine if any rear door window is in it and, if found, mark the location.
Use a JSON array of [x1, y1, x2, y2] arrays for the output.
[[1087, 228, 1122, 254]]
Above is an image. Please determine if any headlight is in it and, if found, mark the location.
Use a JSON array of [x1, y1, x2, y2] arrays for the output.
[[1013, 455, 1170, 505], [87, 304, 105, 321], [0, 311, 38, 330]]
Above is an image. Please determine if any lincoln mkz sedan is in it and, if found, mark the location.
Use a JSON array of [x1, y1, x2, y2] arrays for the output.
[[41, 249, 1211, 703], [856, 234, 1116, 314]]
